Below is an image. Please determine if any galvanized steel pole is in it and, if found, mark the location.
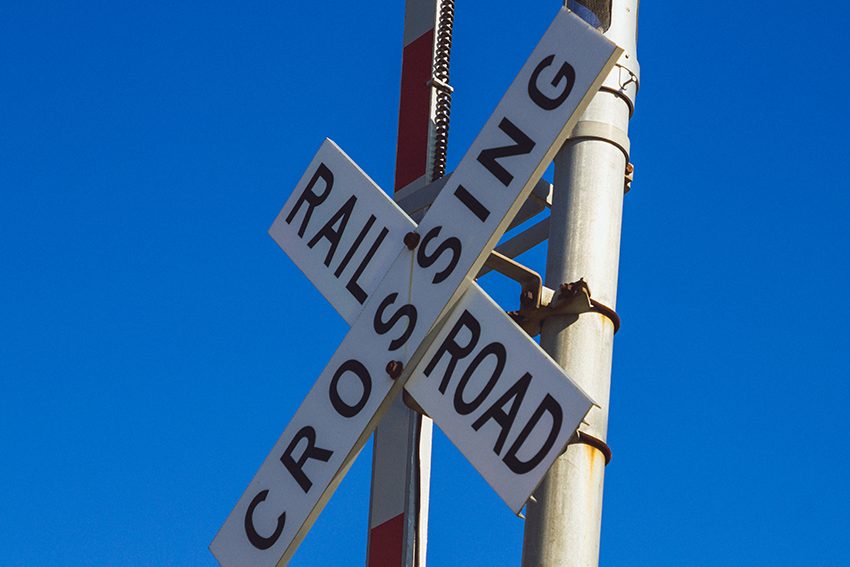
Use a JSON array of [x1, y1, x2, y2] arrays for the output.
[[521, 2, 639, 566]]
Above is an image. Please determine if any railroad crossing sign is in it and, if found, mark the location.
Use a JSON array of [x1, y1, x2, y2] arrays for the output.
[[212, 9, 621, 567]]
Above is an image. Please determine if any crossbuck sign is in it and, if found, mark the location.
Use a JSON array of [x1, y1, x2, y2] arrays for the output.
[[212, 10, 621, 567]]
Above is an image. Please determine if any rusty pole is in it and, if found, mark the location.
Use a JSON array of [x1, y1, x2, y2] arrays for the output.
[[521, 1, 639, 565]]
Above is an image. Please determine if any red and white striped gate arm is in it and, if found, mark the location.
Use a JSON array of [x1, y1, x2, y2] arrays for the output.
[[367, 1, 452, 566], [392, 0, 452, 197]]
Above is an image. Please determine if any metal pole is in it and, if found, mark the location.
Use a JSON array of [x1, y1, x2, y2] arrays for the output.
[[366, 1, 454, 566], [521, 2, 638, 565]]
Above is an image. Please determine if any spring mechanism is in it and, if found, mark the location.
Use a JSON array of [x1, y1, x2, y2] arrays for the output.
[[431, 0, 455, 181]]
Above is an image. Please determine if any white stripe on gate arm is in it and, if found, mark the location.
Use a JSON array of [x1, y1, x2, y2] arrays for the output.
[[211, 9, 621, 567], [402, 0, 439, 46]]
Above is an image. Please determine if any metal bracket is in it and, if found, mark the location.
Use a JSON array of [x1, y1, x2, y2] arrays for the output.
[[624, 162, 634, 194], [426, 77, 454, 94], [480, 251, 549, 312], [476, 218, 551, 279], [402, 389, 429, 418], [395, 174, 553, 230], [508, 279, 620, 337]]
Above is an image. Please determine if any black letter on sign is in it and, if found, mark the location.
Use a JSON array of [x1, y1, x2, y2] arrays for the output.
[[453, 184, 490, 222], [244, 490, 285, 550], [528, 54, 576, 111], [334, 214, 376, 278], [503, 393, 564, 474], [307, 195, 356, 267], [346, 225, 389, 305], [373, 292, 418, 352], [423, 310, 480, 395], [476, 118, 536, 187], [454, 342, 507, 416], [280, 426, 333, 493], [329, 359, 372, 418], [417, 226, 461, 285], [472, 372, 531, 455], [285, 163, 334, 238]]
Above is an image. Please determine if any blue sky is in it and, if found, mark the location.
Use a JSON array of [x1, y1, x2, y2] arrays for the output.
[[2, 1, 849, 566]]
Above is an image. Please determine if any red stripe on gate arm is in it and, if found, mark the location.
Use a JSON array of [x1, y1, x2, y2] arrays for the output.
[[367, 513, 405, 567], [394, 29, 434, 191]]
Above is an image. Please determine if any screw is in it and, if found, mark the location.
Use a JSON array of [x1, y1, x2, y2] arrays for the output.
[[404, 232, 420, 250], [521, 288, 535, 304], [386, 360, 404, 380]]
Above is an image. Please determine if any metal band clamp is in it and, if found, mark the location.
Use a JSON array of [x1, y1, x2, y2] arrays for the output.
[[508, 279, 621, 337], [567, 430, 612, 465], [568, 120, 631, 163]]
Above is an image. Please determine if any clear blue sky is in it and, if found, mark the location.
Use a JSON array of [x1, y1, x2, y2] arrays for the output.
[[2, 1, 849, 566]]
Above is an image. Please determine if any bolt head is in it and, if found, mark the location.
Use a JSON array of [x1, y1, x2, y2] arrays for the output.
[[403, 232, 420, 250], [386, 360, 404, 380]]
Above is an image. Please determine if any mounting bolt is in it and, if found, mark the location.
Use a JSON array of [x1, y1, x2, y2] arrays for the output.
[[559, 280, 585, 301], [404, 232, 420, 250], [520, 288, 535, 304], [386, 360, 404, 380]]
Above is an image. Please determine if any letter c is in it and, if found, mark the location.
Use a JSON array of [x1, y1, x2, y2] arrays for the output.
[[244, 489, 286, 550]]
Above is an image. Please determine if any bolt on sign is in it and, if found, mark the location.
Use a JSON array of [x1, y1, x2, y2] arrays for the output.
[[211, 9, 621, 567]]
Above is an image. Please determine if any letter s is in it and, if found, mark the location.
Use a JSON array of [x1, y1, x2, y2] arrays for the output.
[[417, 226, 461, 285], [373, 292, 418, 351]]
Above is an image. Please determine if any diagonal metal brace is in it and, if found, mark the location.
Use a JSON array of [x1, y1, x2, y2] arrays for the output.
[[508, 279, 620, 337], [481, 251, 547, 311]]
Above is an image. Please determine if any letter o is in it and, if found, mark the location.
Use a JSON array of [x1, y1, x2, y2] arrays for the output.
[[454, 342, 506, 415], [329, 359, 372, 418]]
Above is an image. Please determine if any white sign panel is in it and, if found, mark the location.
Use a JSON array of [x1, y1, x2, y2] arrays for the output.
[[210, 306, 406, 567], [405, 287, 592, 513], [268, 138, 592, 513], [212, 9, 620, 567], [268, 139, 412, 325]]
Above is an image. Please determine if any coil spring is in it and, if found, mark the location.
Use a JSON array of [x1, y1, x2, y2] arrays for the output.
[[431, 0, 454, 181]]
